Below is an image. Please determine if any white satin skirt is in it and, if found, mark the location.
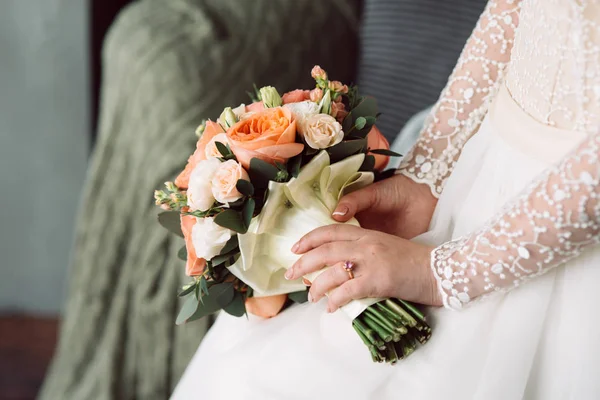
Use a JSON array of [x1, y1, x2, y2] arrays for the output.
[[171, 85, 600, 399]]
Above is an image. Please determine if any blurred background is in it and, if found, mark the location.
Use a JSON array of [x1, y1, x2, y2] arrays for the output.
[[0, 0, 484, 399]]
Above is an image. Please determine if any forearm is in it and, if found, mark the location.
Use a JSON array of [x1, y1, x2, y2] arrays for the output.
[[398, 0, 521, 197], [432, 133, 600, 309]]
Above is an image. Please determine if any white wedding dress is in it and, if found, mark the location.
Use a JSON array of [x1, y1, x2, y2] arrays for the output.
[[172, 1, 600, 398]]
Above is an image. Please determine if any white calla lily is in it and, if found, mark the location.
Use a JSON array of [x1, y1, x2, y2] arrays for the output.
[[229, 151, 382, 319]]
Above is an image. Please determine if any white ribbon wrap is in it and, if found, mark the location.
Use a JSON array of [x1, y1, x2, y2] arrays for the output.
[[228, 151, 383, 320]]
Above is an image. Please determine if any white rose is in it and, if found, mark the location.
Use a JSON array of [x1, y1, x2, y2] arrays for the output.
[[211, 159, 250, 205], [187, 158, 221, 211], [191, 217, 232, 260], [302, 113, 344, 149], [284, 100, 320, 134], [204, 133, 230, 159]]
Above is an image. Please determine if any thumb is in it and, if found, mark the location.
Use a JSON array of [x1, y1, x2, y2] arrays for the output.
[[332, 186, 377, 222]]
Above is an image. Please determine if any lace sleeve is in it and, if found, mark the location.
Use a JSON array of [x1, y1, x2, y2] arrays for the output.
[[432, 133, 600, 310], [398, 0, 522, 197]]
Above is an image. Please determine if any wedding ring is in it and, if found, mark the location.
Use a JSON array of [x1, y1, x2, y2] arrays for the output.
[[343, 261, 355, 280]]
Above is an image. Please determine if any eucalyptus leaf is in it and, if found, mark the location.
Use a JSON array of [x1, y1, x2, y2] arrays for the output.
[[288, 290, 309, 304], [200, 276, 209, 297], [354, 116, 367, 130], [342, 112, 353, 134], [223, 291, 246, 317], [212, 282, 235, 308], [370, 149, 403, 157], [215, 141, 231, 158], [178, 282, 196, 297], [327, 139, 367, 163], [219, 235, 239, 256], [248, 158, 279, 188], [177, 246, 187, 261], [211, 251, 237, 267], [350, 97, 378, 119], [288, 154, 302, 178], [157, 211, 184, 237], [236, 179, 254, 197], [359, 155, 376, 172], [242, 198, 256, 229], [214, 209, 247, 233], [175, 294, 200, 325]]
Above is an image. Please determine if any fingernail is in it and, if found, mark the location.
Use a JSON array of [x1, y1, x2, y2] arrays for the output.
[[308, 292, 313, 303], [291, 242, 300, 253], [285, 269, 294, 280], [332, 206, 348, 217]]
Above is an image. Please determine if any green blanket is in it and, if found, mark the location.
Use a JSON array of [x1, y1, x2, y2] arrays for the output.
[[39, 0, 359, 399]]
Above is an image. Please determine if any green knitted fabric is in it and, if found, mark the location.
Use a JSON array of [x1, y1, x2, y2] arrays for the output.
[[39, 1, 359, 399]]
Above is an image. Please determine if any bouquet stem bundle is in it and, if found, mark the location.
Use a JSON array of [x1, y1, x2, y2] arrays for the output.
[[353, 299, 431, 364]]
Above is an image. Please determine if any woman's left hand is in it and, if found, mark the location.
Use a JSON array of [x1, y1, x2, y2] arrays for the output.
[[285, 225, 443, 312]]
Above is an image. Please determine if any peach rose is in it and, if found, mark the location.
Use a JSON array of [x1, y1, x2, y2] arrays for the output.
[[245, 101, 265, 113], [367, 125, 391, 171], [204, 133, 229, 159], [181, 214, 207, 277], [311, 65, 327, 80], [211, 160, 249, 205], [310, 88, 324, 103], [245, 294, 288, 318], [226, 107, 304, 169], [282, 89, 311, 104], [175, 121, 225, 189]]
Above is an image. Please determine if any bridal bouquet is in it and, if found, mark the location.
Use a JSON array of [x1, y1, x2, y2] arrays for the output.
[[154, 66, 431, 364]]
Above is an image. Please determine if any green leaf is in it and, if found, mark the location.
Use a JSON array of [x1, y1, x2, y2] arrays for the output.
[[157, 211, 184, 237], [176, 294, 200, 325], [370, 149, 402, 157], [327, 139, 367, 163], [211, 251, 237, 267], [212, 282, 235, 308], [223, 291, 246, 317], [199, 276, 209, 297], [355, 116, 367, 130], [365, 116, 377, 125], [177, 246, 187, 261], [214, 209, 247, 233], [288, 290, 309, 304], [288, 154, 303, 178], [360, 155, 376, 172], [236, 179, 254, 197], [215, 141, 231, 158], [248, 158, 279, 188], [178, 282, 196, 297], [350, 96, 378, 119], [242, 198, 255, 229], [342, 112, 354, 134], [219, 235, 239, 256]]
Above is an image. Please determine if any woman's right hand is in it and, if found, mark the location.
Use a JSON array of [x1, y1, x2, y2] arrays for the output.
[[332, 173, 438, 239]]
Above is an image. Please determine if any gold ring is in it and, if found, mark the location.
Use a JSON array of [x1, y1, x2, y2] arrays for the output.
[[344, 261, 355, 279]]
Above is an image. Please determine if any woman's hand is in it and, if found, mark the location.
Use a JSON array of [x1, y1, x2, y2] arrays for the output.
[[285, 225, 443, 312], [332, 174, 437, 239]]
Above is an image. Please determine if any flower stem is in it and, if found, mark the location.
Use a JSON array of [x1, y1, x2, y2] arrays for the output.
[[364, 307, 400, 335], [362, 314, 393, 343], [385, 299, 418, 328], [353, 319, 385, 350], [398, 299, 427, 323]]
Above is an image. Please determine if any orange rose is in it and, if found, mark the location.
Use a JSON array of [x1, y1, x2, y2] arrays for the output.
[[175, 121, 225, 189], [367, 125, 391, 171], [226, 107, 304, 169], [282, 89, 310, 104], [181, 214, 206, 276], [245, 294, 288, 318]]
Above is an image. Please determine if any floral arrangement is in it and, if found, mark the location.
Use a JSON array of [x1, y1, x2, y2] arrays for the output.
[[154, 66, 431, 364]]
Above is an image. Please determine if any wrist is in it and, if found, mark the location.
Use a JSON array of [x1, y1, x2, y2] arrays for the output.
[[423, 245, 444, 307]]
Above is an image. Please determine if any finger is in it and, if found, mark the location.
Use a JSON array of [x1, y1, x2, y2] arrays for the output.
[[292, 224, 363, 254], [308, 262, 350, 303], [327, 278, 367, 313], [332, 185, 377, 222], [286, 242, 355, 281], [302, 278, 312, 286]]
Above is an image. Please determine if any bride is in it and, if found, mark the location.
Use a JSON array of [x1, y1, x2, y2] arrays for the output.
[[172, 0, 600, 398]]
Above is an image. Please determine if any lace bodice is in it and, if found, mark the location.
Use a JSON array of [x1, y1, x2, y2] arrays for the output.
[[398, 0, 600, 309]]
